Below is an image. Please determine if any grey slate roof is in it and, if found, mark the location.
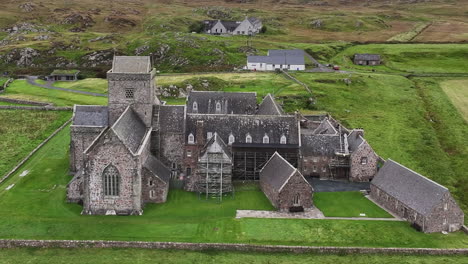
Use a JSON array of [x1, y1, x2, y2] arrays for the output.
[[312, 118, 337, 135], [248, 49, 305, 65], [221, 21, 240, 31], [347, 130, 364, 151], [354, 54, 381, 61], [186, 91, 257, 115], [371, 159, 449, 216], [73, 105, 108, 127], [157, 105, 185, 133], [143, 154, 171, 183], [301, 134, 340, 156], [200, 133, 232, 158], [112, 107, 148, 153], [260, 152, 297, 192], [247, 17, 262, 27], [257, 94, 284, 115], [112, 56, 151, 73], [186, 114, 299, 145]]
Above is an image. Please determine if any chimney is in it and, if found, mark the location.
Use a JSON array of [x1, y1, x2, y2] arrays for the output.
[[354, 128, 364, 138], [196, 120, 205, 146]]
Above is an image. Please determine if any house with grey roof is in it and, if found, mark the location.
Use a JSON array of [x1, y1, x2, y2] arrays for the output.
[[203, 17, 262, 36], [49, 69, 80, 81], [370, 160, 464, 233], [353, 54, 381, 66], [246, 49, 305, 71], [260, 152, 313, 211]]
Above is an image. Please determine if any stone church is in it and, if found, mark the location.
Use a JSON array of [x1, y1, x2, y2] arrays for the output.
[[66, 55, 383, 215]]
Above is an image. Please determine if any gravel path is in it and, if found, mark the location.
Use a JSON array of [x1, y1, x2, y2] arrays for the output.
[[26, 76, 107, 97]]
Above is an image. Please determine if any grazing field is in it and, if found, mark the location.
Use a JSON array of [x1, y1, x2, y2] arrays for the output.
[[0, 110, 71, 177], [292, 73, 468, 216], [0, 127, 466, 248], [331, 44, 468, 73], [314, 192, 392, 218], [440, 79, 468, 121], [0, 248, 466, 264], [53, 78, 108, 94], [1, 80, 107, 106]]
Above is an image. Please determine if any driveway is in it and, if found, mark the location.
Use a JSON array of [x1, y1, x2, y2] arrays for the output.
[[26, 76, 107, 97]]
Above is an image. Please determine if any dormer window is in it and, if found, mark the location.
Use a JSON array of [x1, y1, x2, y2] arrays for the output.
[[280, 135, 287, 144], [125, 88, 135, 99], [245, 134, 252, 143], [193, 102, 198, 112], [228, 134, 235, 145], [188, 133, 195, 144], [216, 102, 221, 112], [207, 132, 213, 139], [263, 134, 269, 144]]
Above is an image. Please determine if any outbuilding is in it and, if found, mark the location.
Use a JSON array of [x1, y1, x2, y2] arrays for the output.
[[353, 54, 381, 66], [49, 69, 80, 81], [260, 152, 313, 212], [247, 49, 305, 71]]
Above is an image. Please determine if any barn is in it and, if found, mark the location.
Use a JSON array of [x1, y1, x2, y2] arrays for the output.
[[260, 152, 313, 212], [353, 54, 381, 66]]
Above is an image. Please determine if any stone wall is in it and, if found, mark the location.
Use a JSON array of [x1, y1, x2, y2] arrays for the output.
[[301, 155, 331, 178], [350, 141, 378, 182], [278, 172, 313, 211], [70, 126, 105, 174], [0, 105, 72, 111], [0, 97, 50, 106], [142, 168, 169, 204], [0, 239, 466, 255]]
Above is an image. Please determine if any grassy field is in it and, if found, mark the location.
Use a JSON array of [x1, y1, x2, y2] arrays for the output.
[[53, 78, 108, 94], [1, 80, 107, 106], [0, 248, 467, 264], [440, 79, 468, 121], [331, 44, 468, 73], [314, 192, 392, 218], [0, 126, 466, 248], [0, 110, 72, 177], [292, 72, 468, 216]]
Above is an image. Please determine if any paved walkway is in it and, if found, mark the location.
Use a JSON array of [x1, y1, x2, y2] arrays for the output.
[[26, 76, 107, 97]]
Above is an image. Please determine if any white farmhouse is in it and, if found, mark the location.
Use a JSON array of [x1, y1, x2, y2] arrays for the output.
[[203, 17, 262, 36], [246, 49, 306, 71]]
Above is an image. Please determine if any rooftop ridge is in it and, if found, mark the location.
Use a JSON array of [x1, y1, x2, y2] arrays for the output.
[[387, 159, 449, 191]]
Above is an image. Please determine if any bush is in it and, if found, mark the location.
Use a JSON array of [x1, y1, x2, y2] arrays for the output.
[[260, 25, 267, 34], [188, 21, 204, 33]]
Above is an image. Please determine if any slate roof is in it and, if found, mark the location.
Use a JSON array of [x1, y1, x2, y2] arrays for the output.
[[248, 49, 305, 65], [354, 54, 381, 61], [371, 159, 449, 216], [186, 114, 299, 145], [312, 118, 337, 135], [157, 105, 185, 133], [347, 130, 364, 151], [301, 134, 340, 156], [143, 154, 171, 183], [72, 105, 108, 127], [257, 94, 284, 115], [260, 152, 307, 192], [221, 21, 240, 31], [186, 91, 257, 115], [112, 56, 151, 73], [112, 106, 148, 153], [247, 17, 262, 27]]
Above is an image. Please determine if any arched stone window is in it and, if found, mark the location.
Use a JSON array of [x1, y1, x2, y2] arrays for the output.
[[188, 133, 195, 144], [228, 134, 235, 145], [245, 133, 252, 143], [216, 102, 221, 112], [280, 135, 287, 145], [150, 190, 155, 199], [193, 102, 198, 112], [263, 134, 269, 144], [103, 165, 120, 196], [293, 194, 300, 205]]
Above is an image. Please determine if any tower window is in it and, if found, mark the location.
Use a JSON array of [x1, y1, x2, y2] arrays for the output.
[[125, 88, 135, 99], [193, 102, 198, 112]]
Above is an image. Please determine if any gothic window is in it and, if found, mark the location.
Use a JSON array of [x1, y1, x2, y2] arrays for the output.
[[148, 178, 153, 186], [216, 102, 221, 112], [150, 190, 155, 199], [188, 133, 195, 144], [172, 163, 176, 169], [263, 134, 269, 144], [228, 134, 235, 145], [186, 167, 192, 176], [193, 102, 198, 112], [207, 132, 213, 139], [245, 134, 252, 143], [103, 165, 120, 196], [444, 202, 448, 211], [293, 194, 300, 205], [125, 88, 135, 99], [280, 135, 287, 144], [361, 157, 368, 165]]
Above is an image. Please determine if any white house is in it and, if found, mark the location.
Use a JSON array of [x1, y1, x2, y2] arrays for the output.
[[246, 49, 306, 71], [204, 17, 262, 36]]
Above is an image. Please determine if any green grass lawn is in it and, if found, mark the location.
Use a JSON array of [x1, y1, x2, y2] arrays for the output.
[[331, 44, 468, 73], [1, 80, 107, 106], [0, 110, 72, 177], [53, 78, 108, 94], [0, 248, 466, 264], [440, 79, 468, 121], [314, 192, 392, 218], [0, 126, 466, 248]]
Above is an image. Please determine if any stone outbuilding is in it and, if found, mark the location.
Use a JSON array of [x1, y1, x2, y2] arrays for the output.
[[260, 152, 313, 212], [49, 69, 80, 81], [247, 49, 305, 71], [353, 54, 381, 66], [370, 159, 464, 233]]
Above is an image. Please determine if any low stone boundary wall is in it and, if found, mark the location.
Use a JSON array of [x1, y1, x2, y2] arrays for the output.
[[0, 97, 51, 106], [461, 225, 468, 235], [0, 239, 466, 255], [0, 118, 73, 185], [1, 78, 13, 91], [0, 105, 72, 111]]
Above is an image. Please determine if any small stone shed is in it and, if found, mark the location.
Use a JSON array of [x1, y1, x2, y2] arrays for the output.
[[370, 159, 464, 233], [260, 152, 313, 212], [353, 54, 381, 66], [49, 69, 80, 81]]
